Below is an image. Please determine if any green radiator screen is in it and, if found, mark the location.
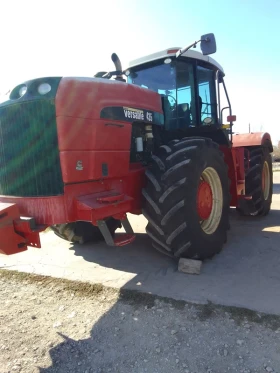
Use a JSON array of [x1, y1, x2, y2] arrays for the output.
[[0, 99, 63, 197]]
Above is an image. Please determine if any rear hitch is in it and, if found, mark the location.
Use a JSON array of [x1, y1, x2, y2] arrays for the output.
[[0, 203, 46, 255]]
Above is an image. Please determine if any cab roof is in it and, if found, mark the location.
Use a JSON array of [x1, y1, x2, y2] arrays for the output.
[[127, 47, 224, 75]]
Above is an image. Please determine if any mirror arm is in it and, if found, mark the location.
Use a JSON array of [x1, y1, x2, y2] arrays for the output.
[[176, 35, 213, 58], [176, 39, 202, 58]]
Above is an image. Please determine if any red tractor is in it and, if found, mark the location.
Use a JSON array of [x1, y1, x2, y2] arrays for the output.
[[0, 33, 273, 259]]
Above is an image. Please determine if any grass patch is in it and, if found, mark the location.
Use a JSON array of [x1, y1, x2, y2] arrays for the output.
[[196, 301, 280, 330], [0, 269, 117, 300]]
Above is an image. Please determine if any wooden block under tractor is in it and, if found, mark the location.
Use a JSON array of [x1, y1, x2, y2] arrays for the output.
[[178, 258, 202, 275]]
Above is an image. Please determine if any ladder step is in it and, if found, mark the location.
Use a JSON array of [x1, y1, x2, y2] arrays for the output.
[[97, 194, 125, 203], [114, 233, 136, 247], [97, 216, 135, 247]]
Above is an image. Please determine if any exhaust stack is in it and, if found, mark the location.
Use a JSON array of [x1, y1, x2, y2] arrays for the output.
[[111, 53, 125, 81]]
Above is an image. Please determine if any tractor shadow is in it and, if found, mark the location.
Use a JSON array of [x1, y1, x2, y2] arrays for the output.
[[69, 232, 177, 277], [68, 207, 280, 274]]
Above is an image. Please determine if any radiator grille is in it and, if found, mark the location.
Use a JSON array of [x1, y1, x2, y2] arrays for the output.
[[0, 99, 63, 197]]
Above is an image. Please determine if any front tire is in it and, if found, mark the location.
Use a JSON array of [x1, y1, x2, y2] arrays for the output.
[[51, 218, 121, 244], [142, 137, 230, 260]]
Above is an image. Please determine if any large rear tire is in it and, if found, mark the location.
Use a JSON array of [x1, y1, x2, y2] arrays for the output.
[[51, 218, 121, 244], [142, 137, 230, 260], [237, 147, 272, 216]]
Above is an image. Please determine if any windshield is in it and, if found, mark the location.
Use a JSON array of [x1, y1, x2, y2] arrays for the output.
[[127, 62, 177, 111], [127, 59, 198, 130], [127, 62, 176, 93]]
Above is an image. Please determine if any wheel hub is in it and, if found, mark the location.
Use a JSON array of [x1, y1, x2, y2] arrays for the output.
[[197, 181, 213, 220], [262, 166, 265, 192], [262, 161, 270, 201]]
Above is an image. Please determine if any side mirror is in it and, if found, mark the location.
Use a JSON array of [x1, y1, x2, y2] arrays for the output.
[[200, 33, 216, 55]]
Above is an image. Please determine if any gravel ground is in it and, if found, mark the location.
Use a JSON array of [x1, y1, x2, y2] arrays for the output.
[[1, 270, 280, 373]]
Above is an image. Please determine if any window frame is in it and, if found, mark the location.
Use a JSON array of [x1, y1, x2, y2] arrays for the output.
[[175, 58, 197, 128], [194, 60, 219, 127]]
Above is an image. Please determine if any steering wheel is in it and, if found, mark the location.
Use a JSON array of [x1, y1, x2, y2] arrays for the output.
[[165, 94, 177, 107], [203, 117, 214, 125]]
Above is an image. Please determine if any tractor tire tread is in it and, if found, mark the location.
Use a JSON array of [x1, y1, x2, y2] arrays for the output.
[[142, 137, 230, 260]]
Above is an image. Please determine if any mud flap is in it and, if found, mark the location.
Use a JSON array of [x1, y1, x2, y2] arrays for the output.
[[237, 198, 256, 215]]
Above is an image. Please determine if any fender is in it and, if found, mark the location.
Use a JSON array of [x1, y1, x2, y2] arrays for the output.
[[232, 132, 273, 152]]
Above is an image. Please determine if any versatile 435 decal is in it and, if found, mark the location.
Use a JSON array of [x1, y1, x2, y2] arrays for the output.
[[100, 106, 164, 125], [123, 107, 152, 122]]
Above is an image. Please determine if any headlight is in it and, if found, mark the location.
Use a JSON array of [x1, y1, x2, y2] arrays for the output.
[[9, 84, 27, 100], [38, 83, 51, 95], [164, 58, 172, 64], [18, 85, 27, 97]]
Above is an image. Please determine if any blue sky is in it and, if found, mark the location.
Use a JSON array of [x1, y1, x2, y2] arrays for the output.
[[1, 0, 279, 142]]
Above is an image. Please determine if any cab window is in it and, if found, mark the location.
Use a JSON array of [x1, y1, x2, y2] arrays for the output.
[[176, 60, 196, 129], [197, 65, 218, 125]]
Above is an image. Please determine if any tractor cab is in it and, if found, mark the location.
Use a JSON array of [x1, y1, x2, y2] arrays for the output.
[[123, 34, 236, 145]]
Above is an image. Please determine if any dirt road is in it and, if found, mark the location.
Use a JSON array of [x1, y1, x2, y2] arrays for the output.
[[1, 270, 280, 373]]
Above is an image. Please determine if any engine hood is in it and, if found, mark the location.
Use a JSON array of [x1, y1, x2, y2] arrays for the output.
[[55, 77, 163, 121]]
